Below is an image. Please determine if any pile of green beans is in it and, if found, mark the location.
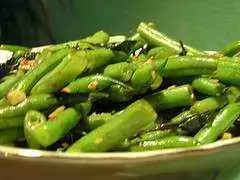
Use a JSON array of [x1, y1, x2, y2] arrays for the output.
[[0, 22, 240, 153]]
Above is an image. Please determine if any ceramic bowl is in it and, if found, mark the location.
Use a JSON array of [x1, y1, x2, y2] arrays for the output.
[[1, 136, 240, 180]]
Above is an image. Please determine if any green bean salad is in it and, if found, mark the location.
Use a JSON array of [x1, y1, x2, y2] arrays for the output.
[[0, 22, 240, 153]]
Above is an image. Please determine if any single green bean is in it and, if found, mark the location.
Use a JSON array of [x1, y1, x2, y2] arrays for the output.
[[147, 46, 179, 59], [137, 22, 205, 55], [190, 96, 227, 113], [0, 128, 23, 145], [24, 110, 46, 149], [139, 129, 175, 142], [67, 99, 157, 153], [82, 31, 109, 45], [192, 77, 224, 96], [0, 116, 24, 129], [131, 63, 163, 92], [214, 61, 240, 86], [0, 44, 29, 52], [115, 129, 175, 150], [129, 136, 197, 152], [170, 110, 193, 124], [84, 48, 115, 72], [145, 85, 195, 111], [194, 125, 214, 145], [0, 94, 58, 118], [221, 40, 240, 57], [87, 112, 113, 130], [103, 62, 136, 82], [170, 97, 226, 129], [160, 56, 217, 77], [195, 103, 240, 144], [108, 84, 134, 102], [31, 108, 81, 147], [62, 74, 129, 94]]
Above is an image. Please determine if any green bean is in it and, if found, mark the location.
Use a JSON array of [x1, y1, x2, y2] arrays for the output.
[[82, 31, 109, 45], [30, 108, 81, 147], [84, 48, 115, 72], [62, 74, 128, 94], [0, 44, 29, 53], [115, 129, 175, 150], [108, 84, 134, 102], [194, 125, 214, 145], [190, 96, 227, 113], [111, 51, 129, 63], [87, 112, 113, 130], [195, 103, 240, 144], [131, 63, 163, 92], [226, 86, 240, 103], [103, 62, 136, 82], [161, 56, 217, 77], [137, 22, 205, 55], [215, 61, 240, 85], [66, 99, 157, 153], [192, 77, 224, 96], [73, 101, 92, 117], [24, 110, 46, 149], [147, 46, 179, 59], [0, 116, 24, 129], [0, 70, 24, 99], [129, 136, 197, 152], [138, 130, 175, 142], [221, 40, 240, 57], [178, 111, 215, 133], [0, 94, 57, 118], [7, 48, 69, 105], [211, 103, 240, 134], [170, 97, 227, 127], [0, 128, 23, 145], [31, 51, 87, 94], [145, 85, 195, 111], [170, 110, 193, 124]]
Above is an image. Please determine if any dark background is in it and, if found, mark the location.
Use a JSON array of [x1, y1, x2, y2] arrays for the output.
[[1, 0, 240, 50]]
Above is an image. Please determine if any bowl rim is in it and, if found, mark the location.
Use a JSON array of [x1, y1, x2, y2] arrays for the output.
[[0, 136, 240, 164]]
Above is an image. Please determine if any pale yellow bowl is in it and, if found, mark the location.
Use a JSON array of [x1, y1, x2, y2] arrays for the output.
[[1, 137, 240, 180]]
